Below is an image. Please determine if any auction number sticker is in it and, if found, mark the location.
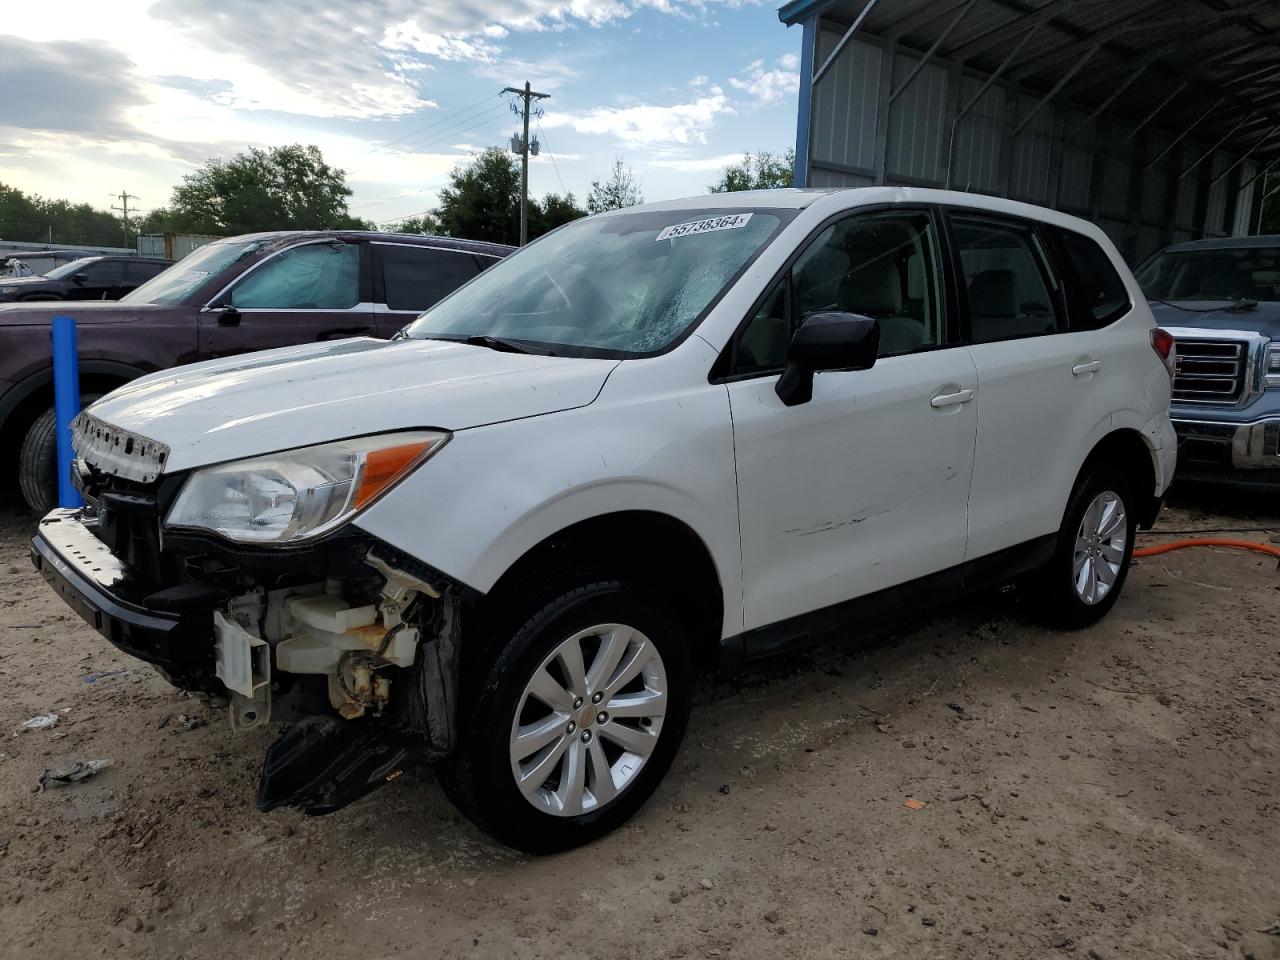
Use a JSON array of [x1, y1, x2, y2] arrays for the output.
[[656, 212, 753, 242]]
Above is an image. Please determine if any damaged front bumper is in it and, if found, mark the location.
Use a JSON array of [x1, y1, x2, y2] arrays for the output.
[[31, 507, 463, 815]]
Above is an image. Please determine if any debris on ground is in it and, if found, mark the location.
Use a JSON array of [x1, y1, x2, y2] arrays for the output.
[[903, 797, 926, 810], [82, 668, 129, 684], [35, 759, 113, 792], [21, 714, 58, 731]]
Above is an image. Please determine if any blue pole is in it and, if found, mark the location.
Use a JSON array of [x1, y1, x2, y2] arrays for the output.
[[51, 315, 83, 509]]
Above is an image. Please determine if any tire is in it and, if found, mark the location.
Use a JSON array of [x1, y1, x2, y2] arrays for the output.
[[1028, 463, 1136, 629], [439, 576, 692, 854], [18, 395, 100, 514]]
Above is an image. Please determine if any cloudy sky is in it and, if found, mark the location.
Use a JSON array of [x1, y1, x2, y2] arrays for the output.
[[1, 0, 802, 228]]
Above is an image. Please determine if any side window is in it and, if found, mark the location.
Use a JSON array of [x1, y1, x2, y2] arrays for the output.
[[230, 243, 359, 309], [79, 261, 123, 284], [125, 261, 165, 283], [733, 209, 943, 374], [951, 217, 1062, 343], [378, 245, 480, 312], [1056, 229, 1131, 329], [474, 254, 501, 272]]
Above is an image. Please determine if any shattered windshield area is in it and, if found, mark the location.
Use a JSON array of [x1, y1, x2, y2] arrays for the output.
[[1136, 247, 1280, 303], [405, 208, 790, 357]]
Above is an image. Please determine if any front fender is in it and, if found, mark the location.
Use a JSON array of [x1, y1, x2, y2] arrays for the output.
[[353, 361, 744, 638]]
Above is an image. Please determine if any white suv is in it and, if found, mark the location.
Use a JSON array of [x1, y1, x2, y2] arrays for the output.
[[32, 188, 1176, 851]]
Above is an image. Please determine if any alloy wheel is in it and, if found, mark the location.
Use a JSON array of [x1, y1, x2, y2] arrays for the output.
[[1072, 490, 1128, 605], [509, 623, 667, 817]]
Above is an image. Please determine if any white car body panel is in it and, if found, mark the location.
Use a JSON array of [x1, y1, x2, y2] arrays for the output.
[[353, 335, 747, 637], [728, 348, 978, 631], [84, 337, 618, 471]]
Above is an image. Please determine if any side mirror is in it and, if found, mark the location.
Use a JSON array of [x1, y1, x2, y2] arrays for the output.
[[70, 273, 87, 285], [775, 311, 879, 407], [216, 306, 241, 327]]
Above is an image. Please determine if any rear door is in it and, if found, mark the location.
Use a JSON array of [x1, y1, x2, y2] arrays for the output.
[[371, 241, 482, 336], [949, 211, 1113, 561], [198, 239, 376, 358]]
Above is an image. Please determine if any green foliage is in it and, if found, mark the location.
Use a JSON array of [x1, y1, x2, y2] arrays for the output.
[[0, 182, 131, 247], [586, 159, 643, 214], [167, 144, 360, 234], [708, 149, 796, 193], [392, 213, 443, 236], [426, 148, 585, 243]]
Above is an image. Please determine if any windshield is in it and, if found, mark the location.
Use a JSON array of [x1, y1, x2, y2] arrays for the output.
[[44, 258, 99, 280], [405, 208, 791, 356], [122, 239, 266, 305], [1136, 247, 1280, 303]]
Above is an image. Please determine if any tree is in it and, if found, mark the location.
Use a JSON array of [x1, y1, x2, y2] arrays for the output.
[[166, 144, 361, 235], [708, 149, 795, 193], [393, 213, 443, 236], [529, 192, 587, 237], [0, 182, 131, 247], [433, 147, 522, 245], [586, 159, 643, 214]]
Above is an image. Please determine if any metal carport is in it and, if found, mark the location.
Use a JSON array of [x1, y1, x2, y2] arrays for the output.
[[779, 0, 1280, 263]]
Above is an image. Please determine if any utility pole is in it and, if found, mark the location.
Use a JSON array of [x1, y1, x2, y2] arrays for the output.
[[111, 190, 139, 251], [502, 82, 549, 245]]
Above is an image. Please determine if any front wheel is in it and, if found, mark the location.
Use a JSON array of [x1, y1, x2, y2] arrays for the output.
[[18, 395, 101, 513], [439, 578, 692, 853], [1029, 464, 1136, 629]]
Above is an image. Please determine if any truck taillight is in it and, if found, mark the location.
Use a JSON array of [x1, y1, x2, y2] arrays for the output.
[[1151, 328, 1176, 379]]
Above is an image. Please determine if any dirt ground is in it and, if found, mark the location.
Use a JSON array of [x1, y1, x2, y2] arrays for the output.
[[1, 488, 1277, 960]]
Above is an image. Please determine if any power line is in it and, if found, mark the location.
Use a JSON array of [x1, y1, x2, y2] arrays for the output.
[[390, 102, 508, 155], [503, 81, 550, 245], [536, 120, 569, 196], [110, 190, 139, 249], [367, 92, 501, 154]]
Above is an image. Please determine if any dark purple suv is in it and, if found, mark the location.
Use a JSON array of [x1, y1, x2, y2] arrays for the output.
[[0, 230, 513, 511]]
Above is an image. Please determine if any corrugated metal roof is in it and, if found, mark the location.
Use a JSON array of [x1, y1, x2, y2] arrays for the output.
[[779, 0, 1280, 165]]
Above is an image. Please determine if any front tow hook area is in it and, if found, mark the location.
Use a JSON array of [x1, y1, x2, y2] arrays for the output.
[[257, 716, 421, 816]]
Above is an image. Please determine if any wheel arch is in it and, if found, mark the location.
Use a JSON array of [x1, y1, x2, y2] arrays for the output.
[[1076, 428, 1161, 529], [481, 509, 727, 674]]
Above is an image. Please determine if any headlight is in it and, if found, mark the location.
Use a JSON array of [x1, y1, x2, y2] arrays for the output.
[[1267, 343, 1280, 389], [166, 430, 448, 544]]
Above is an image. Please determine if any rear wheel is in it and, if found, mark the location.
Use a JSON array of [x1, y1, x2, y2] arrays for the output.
[[1029, 464, 1136, 629], [17, 394, 100, 513], [439, 577, 692, 853]]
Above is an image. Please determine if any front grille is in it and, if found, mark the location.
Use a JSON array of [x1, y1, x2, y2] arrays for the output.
[[1172, 339, 1247, 404]]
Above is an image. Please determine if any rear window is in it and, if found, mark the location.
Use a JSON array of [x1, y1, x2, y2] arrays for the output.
[[376, 244, 480, 312], [1056, 230, 1131, 329]]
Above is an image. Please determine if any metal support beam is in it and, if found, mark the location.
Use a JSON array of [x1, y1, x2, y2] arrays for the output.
[[944, 0, 1071, 61], [1011, 44, 1098, 137], [1179, 111, 1258, 181], [1063, 59, 1150, 145], [872, 38, 897, 184], [943, 16, 1046, 189], [1143, 97, 1224, 169], [812, 0, 880, 86], [888, 0, 977, 102], [1238, 158, 1280, 193], [1122, 80, 1189, 144], [1210, 122, 1280, 185]]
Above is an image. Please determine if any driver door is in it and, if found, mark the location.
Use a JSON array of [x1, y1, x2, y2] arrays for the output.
[[198, 240, 375, 358], [725, 207, 979, 637]]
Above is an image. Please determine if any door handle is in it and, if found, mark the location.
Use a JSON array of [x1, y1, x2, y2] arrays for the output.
[[1072, 359, 1102, 376], [930, 388, 974, 408]]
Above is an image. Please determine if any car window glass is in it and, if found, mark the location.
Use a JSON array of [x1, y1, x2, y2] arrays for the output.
[[952, 217, 1060, 343], [125, 261, 165, 283], [1135, 247, 1280, 302], [78, 261, 123, 284], [735, 210, 942, 373], [378, 245, 479, 311], [230, 243, 359, 309], [1057, 230, 1130, 328]]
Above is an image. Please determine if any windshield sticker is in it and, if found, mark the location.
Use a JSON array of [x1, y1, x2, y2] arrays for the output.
[[174, 270, 210, 282], [656, 213, 753, 242]]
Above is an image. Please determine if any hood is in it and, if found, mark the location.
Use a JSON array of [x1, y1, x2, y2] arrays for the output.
[[0, 300, 172, 326], [0, 275, 56, 288], [85, 337, 619, 472], [1150, 299, 1280, 338]]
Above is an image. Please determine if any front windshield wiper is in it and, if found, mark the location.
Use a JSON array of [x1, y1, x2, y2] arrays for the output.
[[416, 333, 556, 356]]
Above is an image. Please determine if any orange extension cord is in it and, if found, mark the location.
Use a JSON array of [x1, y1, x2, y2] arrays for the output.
[[1133, 537, 1280, 560]]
